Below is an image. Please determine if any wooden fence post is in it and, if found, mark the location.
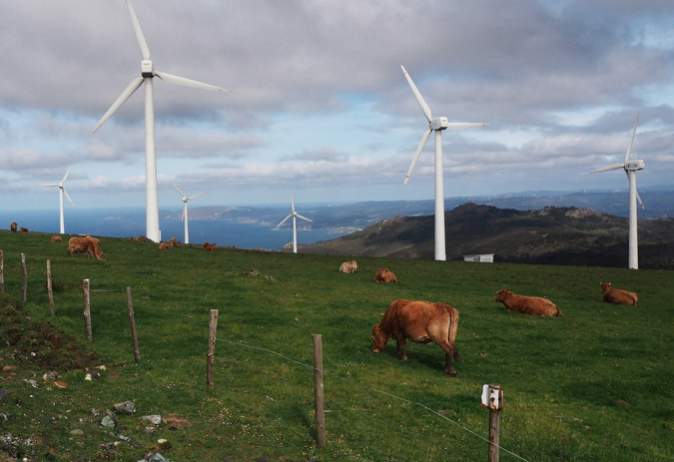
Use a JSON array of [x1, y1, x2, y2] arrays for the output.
[[313, 334, 326, 446], [21, 253, 27, 302], [206, 309, 219, 390], [126, 287, 141, 363], [0, 250, 4, 293], [82, 279, 92, 341], [47, 260, 54, 316]]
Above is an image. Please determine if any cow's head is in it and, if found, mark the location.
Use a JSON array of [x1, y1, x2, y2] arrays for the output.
[[601, 282, 611, 293], [372, 323, 387, 353], [494, 289, 510, 302]]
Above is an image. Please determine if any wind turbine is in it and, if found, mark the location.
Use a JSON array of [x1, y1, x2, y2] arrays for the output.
[[93, 0, 229, 243], [276, 194, 313, 253], [590, 115, 645, 270], [171, 183, 207, 245], [36, 164, 75, 234], [401, 65, 490, 261]]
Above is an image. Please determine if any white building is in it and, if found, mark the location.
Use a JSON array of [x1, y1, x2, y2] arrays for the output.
[[463, 254, 494, 263]]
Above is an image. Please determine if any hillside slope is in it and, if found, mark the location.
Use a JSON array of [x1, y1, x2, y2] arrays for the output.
[[300, 203, 674, 269]]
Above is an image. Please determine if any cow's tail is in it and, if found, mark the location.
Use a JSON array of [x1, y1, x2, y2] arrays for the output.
[[441, 304, 460, 361]]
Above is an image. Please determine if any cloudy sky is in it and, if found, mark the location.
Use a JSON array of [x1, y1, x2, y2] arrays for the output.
[[2, 0, 673, 211]]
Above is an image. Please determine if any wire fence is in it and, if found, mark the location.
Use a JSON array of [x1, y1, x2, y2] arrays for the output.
[[215, 336, 533, 462]]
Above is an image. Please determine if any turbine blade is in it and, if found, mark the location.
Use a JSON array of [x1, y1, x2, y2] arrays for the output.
[[624, 114, 639, 164], [188, 192, 208, 201], [290, 194, 295, 213], [277, 214, 292, 228], [296, 214, 313, 222], [636, 189, 645, 210], [446, 123, 491, 130], [93, 77, 144, 133], [61, 163, 74, 184], [63, 188, 75, 206], [125, 0, 151, 60], [590, 163, 624, 174], [154, 72, 230, 93], [35, 184, 59, 188], [401, 65, 432, 123], [181, 207, 185, 222], [171, 183, 187, 198], [404, 129, 432, 185]]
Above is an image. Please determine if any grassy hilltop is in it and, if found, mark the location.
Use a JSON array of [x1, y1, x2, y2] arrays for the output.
[[0, 230, 673, 461]]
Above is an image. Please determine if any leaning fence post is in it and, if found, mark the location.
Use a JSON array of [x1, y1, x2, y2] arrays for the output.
[[0, 250, 4, 293], [480, 383, 503, 462], [21, 253, 27, 302], [47, 260, 54, 316], [206, 309, 219, 390], [126, 287, 141, 364], [313, 334, 326, 446], [82, 279, 92, 341]]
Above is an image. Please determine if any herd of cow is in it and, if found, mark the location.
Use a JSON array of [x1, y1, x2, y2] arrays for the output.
[[339, 258, 639, 377]]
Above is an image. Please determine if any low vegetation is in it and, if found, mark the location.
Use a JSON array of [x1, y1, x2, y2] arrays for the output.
[[0, 230, 673, 461]]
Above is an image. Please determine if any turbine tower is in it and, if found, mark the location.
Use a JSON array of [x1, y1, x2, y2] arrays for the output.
[[277, 194, 313, 253], [36, 164, 75, 234], [590, 115, 645, 270], [171, 183, 207, 245], [93, 0, 229, 243], [401, 65, 490, 261]]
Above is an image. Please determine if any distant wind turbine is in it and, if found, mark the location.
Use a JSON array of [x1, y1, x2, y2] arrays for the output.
[[171, 184, 207, 245], [277, 194, 313, 253], [93, 0, 230, 243], [401, 65, 490, 261], [36, 164, 75, 234], [590, 115, 645, 270]]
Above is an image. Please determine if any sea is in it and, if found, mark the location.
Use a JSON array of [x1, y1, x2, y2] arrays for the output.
[[0, 207, 344, 250]]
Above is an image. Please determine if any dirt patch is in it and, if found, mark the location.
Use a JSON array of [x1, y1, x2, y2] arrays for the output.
[[0, 297, 98, 371], [162, 413, 193, 428]]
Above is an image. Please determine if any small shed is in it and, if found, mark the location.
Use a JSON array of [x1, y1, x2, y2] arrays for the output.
[[463, 254, 494, 263]]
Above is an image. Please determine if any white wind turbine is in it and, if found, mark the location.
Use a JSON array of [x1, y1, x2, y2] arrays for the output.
[[36, 164, 75, 235], [171, 183, 207, 245], [93, 0, 229, 243], [277, 194, 313, 253], [401, 65, 490, 261], [590, 115, 645, 270]]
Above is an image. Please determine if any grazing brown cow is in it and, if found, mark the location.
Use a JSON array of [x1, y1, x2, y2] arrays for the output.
[[51, 235, 62, 243], [159, 242, 174, 250], [68, 237, 104, 261], [372, 299, 461, 376], [19, 227, 29, 233], [374, 268, 398, 283], [601, 282, 638, 306], [10, 222, 17, 232], [170, 237, 179, 246], [339, 260, 358, 273], [204, 242, 217, 252], [494, 289, 562, 317]]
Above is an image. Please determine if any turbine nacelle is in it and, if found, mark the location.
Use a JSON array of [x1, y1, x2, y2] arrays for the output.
[[141, 60, 154, 78], [625, 160, 645, 171], [430, 117, 449, 131]]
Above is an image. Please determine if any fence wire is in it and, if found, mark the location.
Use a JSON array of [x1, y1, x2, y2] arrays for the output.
[[217, 336, 532, 462]]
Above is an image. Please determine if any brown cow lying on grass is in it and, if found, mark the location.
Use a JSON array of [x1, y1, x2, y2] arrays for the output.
[[494, 289, 562, 317], [339, 260, 358, 273], [10, 222, 17, 232], [374, 268, 398, 283], [19, 227, 29, 233], [204, 242, 217, 252], [159, 242, 174, 250], [68, 237, 104, 261], [51, 235, 62, 243], [601, 282, 638, 306], [372, 299, 461, 376]]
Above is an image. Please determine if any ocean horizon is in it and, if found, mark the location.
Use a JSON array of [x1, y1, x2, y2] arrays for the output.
[[0, 207, 345, 251]]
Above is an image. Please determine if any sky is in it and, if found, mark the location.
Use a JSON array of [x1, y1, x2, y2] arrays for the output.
[[1, 0, 674, 211]]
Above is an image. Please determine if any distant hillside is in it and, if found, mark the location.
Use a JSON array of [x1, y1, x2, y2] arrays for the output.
[[299, 203, 674, 269]]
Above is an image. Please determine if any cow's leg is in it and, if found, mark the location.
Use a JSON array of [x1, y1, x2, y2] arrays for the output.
[[434, 338, 456, 377], [395, 337, 408, 361]]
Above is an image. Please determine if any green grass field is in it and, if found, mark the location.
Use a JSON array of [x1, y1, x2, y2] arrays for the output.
[[1, 230, 673, 461]]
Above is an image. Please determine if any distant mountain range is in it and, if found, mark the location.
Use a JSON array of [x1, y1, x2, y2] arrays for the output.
[[165, 190, 674, 237], [297, 203, 674, 270]]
